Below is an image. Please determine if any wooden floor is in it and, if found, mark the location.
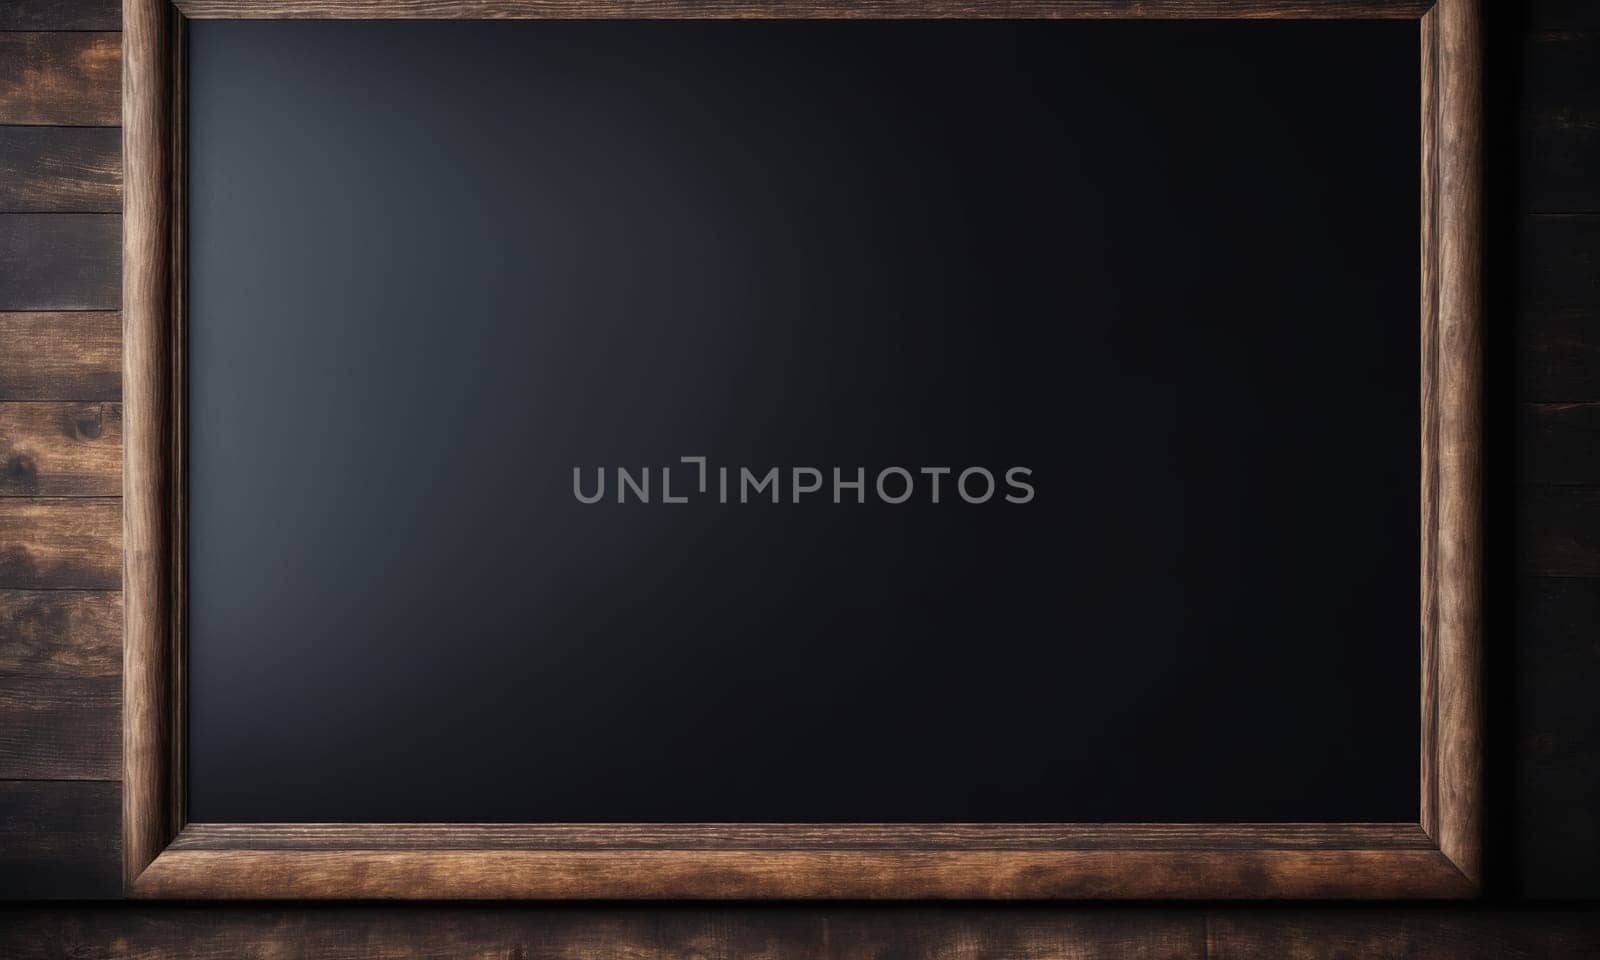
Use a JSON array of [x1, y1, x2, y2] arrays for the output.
[[1, 0, 1598, 953]]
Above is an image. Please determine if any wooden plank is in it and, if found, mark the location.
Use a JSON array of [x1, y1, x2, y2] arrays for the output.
[[0, 906, 1186, 957], [0, 215, 120, 310], [1430, 0, 1484, 889], [132, 847, 1476, 900], [1520, 305, 1600, 403], [1520, 403, 1600, 484], [172, 822, 1437, 852], [0, 782, 121, 899], [0, 499, 121, 590], [1418, 0, 1439, 844], [0, 128, 121, 213], [0, 0, 120, 31], [0, 402, 121, 496], [0, 312, 120, 400], [1520, 31, 1600, 213], [5, 906, 1600, 958], [1208, 908, 1600, 958], [0, 589, 120, 676], [0, 674, 119, 779], [0, 33, 120, 125], [124, 0, 177, 890], [1526, 2, 1600, 30], [1513, 577, 1600, 897], [1518, 487, 1600, 577], [175, 0, 1433, 17], [1522, 214, 1600, 312], [1518, 215, 1600, 401]]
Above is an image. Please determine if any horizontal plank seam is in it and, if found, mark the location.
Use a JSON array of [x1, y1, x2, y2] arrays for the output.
[[0, 586, 125, 593], [1527, 29, 1600, 40], [0, 209, 125, 215], [0, 124, 124, 130], [0, 777, 121, 784]]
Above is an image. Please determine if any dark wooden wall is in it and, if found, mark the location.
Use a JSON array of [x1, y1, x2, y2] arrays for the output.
[[2, 0, 1599, 954]]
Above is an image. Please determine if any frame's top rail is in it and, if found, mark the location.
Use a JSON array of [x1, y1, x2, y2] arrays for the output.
[[171, 0, 1435, 21]]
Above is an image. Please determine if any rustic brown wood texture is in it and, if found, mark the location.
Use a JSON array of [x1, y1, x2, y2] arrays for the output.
[[139, 825, 1469, 901], [0, 128, 122, 213], [1517, 486, 1600, 576], [0, 402, 122, 496], [171, 822, 1439, 850], [0, 499, 121, 590], [0, 783, 121, 898], [0, 674, 119, 778], [1520, 31, 1599, 213], [5, 905, 1600, 958], [0, 589, 121, 675], [0, 1, 120, 32], [0, 33, 120, 125], [135, 847, 1478, 900], [1519, 403, 1600, 483], [1429, 0, 1485, 887], [1208, 908, 1600, 958], [1418, 0, 1440, 847], [174, 0, 1433, 19], [120, 0, 177, 892], [0, 215, 120, 309], [0, 311, 121, 400]]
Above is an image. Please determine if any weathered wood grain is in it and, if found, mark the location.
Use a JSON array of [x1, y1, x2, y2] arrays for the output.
[[1513, 577, 1600, 897], [1523, 1, 1600, 30], [172, 822, 1437, 852], [1519, 403, 1600, 483], [0, 312, 120, 400], [1430, 0, 1485, 888], [174, 0, 1432, 18], [0, 498, 121, 589], [1208, 908, 1600, 959], [0, 589, 120, 676], [1419, 0, 1440, 845], [0, 0, 120, 31], [123, 0, 177, 890], [1515, 216, 1600, 408], [0, 216, 120, 310], [154, 824, 1455, 900], [5, 906, 1600, 959], [133, 847, 1476, 900], [1521, 306, 1600, 403], [1520, 31, 1600, 213], [1518, 487, 1600, 577], [0, 33, 120, 125], [1, 905, 1205, 959], [1521, 213, 1600, 312], [0, 675, 118, 779], [0, 782, 120, 899], [0, 128, 121, 213], [0, 402, 121, 496]]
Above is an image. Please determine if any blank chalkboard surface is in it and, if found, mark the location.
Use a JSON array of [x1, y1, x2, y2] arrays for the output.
[[186, 19, 1418, 824]]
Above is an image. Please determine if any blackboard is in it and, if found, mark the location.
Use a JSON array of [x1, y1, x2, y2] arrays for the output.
[[186, 19, 1418, 825]]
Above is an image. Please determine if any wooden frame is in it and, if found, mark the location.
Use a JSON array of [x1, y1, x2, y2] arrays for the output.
[[124, 0, 1483, 899]]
